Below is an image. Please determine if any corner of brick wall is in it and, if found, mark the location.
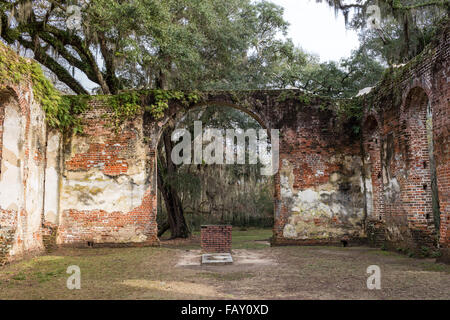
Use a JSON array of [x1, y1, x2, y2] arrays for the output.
[[201, 225, 232, 253]]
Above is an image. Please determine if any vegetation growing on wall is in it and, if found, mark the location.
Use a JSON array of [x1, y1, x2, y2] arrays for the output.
[[61, 90, 204, 133], [0, 41, 204, 134]]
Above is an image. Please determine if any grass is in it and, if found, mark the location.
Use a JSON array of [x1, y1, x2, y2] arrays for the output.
[[1, 228, 450, 299], [420, 262, 450, 273], [160, 227, 272, 250], [0, 247, 177, 299], [230, 228, 272, 249]]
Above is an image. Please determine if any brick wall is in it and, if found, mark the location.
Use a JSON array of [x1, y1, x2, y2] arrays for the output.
[[57, 101, 159, 247], [201, 225, 232, 253], [272, 106, 366, 245], [362, 21, 449, 256], [432, 26, 450, 262]]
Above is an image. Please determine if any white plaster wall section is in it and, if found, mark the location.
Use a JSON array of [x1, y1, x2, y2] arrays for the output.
[[280, 155, 365, 239], [291, 189, 335, 218], [43, 132, 61, 225], [362, 174, 374, 218], [384, 176, 400, 202], [0, 102, 24, 212], [60, 171, 148, 213], [280, 159, 294, 198], [283, 223, 297, 238], [0, 100, 25, 257], [23, 100, 46, 251], [60, 120, 148, 213]]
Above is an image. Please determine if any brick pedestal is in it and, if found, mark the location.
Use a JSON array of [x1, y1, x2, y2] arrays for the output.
[[201, 225, 232, 253]]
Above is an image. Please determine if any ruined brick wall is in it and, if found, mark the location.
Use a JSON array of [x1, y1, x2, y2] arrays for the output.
[[362, 22, 449, 257], [56, 101, 158, 247], [0, 20, 447, 265], [272, 105, 365, 245], [167, 93, 367, 245], [55, 92, 366, 248], [432, 26, 450, 262], [0, 84, 47, 264], [201, 225, 232, 253]]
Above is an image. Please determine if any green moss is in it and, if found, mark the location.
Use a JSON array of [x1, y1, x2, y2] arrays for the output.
[[63, 89, 204, 132]]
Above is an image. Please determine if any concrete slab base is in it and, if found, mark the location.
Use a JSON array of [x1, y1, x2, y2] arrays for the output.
[[201, 253, 233, 265]]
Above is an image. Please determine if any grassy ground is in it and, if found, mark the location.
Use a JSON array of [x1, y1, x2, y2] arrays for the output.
[[0, 228, 449, 300], [159, 228, 272, 250]]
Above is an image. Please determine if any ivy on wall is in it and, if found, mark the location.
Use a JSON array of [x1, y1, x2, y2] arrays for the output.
[[66, 89, 204, 132]]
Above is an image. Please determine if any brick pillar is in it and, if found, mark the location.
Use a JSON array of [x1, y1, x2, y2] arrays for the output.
[[363, 116, 383, 221], [201, 225, 232, 253]]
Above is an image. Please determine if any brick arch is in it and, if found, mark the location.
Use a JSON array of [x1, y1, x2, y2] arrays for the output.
[[401, 79, 432, 109], [402, 86, 429, 112], [400, 86, 437, 247], [154, 99, 271, 147], [0, 91, 24, 264], [363, 114, 380, 136], [153, 99, 278, 237]]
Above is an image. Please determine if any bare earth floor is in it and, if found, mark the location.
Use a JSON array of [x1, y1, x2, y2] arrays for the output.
[[0, 230, 449, 299]]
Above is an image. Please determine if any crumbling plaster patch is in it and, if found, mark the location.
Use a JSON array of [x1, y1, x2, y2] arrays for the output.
[[60, 171, 148, 213], [281, 156, 365, 240]]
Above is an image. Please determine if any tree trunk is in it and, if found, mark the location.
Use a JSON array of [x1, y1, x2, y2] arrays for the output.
[[157, 124, 190, 239], [157, 220, 170, 238], [155, 55, 190, 239]]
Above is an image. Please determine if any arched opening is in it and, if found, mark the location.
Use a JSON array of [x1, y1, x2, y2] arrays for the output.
[[0, 93, 24, 212], [403, 87, 440, 238], [0, 92, 24, 261], [155, 103, 275, 245]]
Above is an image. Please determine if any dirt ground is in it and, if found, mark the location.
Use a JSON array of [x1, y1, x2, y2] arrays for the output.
[[0, 230, 449, 300]]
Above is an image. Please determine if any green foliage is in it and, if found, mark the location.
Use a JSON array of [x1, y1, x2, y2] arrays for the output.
[[96, 92, 142, 129], [0, 42, 89, 133], [145, 90, 203, 119], [57, 95, 90, 134], [430, 250, 442, 258], [420, 246, 431, 257], [321, 0, 448, 65], [0, 41, 204, 134], [60, 90, 204, 132], [0, 0, 297, 94]]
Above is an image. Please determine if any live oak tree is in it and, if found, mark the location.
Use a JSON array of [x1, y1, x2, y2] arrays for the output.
[[0, 0, 300, 238], [318, 0, 449, 64]]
